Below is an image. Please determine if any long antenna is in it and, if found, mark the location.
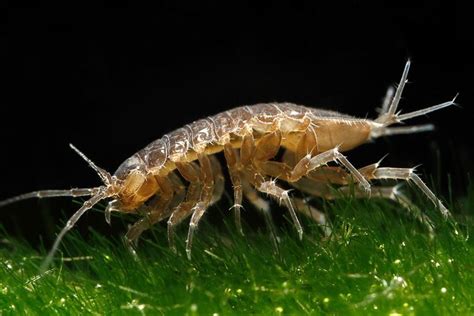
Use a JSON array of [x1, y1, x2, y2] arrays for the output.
[[40, 189, 108, 272], [0, 188, 100, 208], [0, 144, 113, 208]]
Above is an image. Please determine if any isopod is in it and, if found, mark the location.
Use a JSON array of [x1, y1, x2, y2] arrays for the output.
[[0, 60, 456, 270]]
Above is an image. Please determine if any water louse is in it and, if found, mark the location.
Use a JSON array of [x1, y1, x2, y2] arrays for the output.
[[0, 60, 456, 270]]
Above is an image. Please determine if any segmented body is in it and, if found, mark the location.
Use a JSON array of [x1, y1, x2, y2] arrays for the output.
[[116, 103, 370, 179], [0, 61, 455, 268]]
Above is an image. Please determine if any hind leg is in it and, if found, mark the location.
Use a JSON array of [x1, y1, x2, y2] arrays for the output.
[[369, 167, 450, 218], [308, 161, 452, 218], [249, 146, 368, 239], [291, 176, 433, 231], [255, 129, 370, 192], [257, 147, 370, 192], [283, 151, 434, 230]]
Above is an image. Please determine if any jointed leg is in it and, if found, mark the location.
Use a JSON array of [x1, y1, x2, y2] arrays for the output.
[[306, 160, 383, 186], [244, 167, 304, 240], [290, 176, 433, 231], [167, 155, 216, 256], [224, 143, 244, 235], [276, 159, 331, 236], [241, 178, 279, 250], [242, 131, 304, 239], [314, 162, 452, 219], [167, 162, 202, 251], [186, 154, 215, 259], [124, 174, 185, 248], [337, 185, 433, 231], [294, 148, 371, 192], [259, 179, 303, 239], [284, 149, 350, 186], [167, 200, 199, 252], [370, 167, 450, 218], [209, 155, 225, 205], [258, 147, 371, 192]]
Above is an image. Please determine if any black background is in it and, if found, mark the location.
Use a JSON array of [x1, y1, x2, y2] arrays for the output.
[[2, 2, 474, 243]]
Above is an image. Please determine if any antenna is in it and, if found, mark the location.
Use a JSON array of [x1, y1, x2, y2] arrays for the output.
[[40, 189, 108, 272], [69, 144, 112, 185]]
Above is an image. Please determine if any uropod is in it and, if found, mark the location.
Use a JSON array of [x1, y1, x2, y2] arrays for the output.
[[0, 60, 456, 270]]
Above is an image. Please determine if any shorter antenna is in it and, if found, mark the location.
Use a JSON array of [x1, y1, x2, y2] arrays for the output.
[[69, 144, 112, 185]]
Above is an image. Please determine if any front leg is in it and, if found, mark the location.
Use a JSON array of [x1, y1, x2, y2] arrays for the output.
[[125, 174, 183, 249]]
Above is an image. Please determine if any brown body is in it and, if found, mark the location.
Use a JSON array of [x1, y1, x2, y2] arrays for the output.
[[136, 103, 371, 175], [0, 61, 455, 267], [114, 103, 372, 211]]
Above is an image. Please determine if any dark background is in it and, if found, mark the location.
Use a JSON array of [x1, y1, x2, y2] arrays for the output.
[[2, 2, 473, 243]]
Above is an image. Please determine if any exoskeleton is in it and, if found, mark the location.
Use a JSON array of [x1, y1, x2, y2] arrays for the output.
[[0, 61, 456, 269]]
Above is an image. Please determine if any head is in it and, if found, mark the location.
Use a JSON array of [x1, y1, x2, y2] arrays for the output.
[[108, 153, 160, 214], [0, 144, 166, 271], [67, 145, 160, 210], [38, 145, 161, 271]]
